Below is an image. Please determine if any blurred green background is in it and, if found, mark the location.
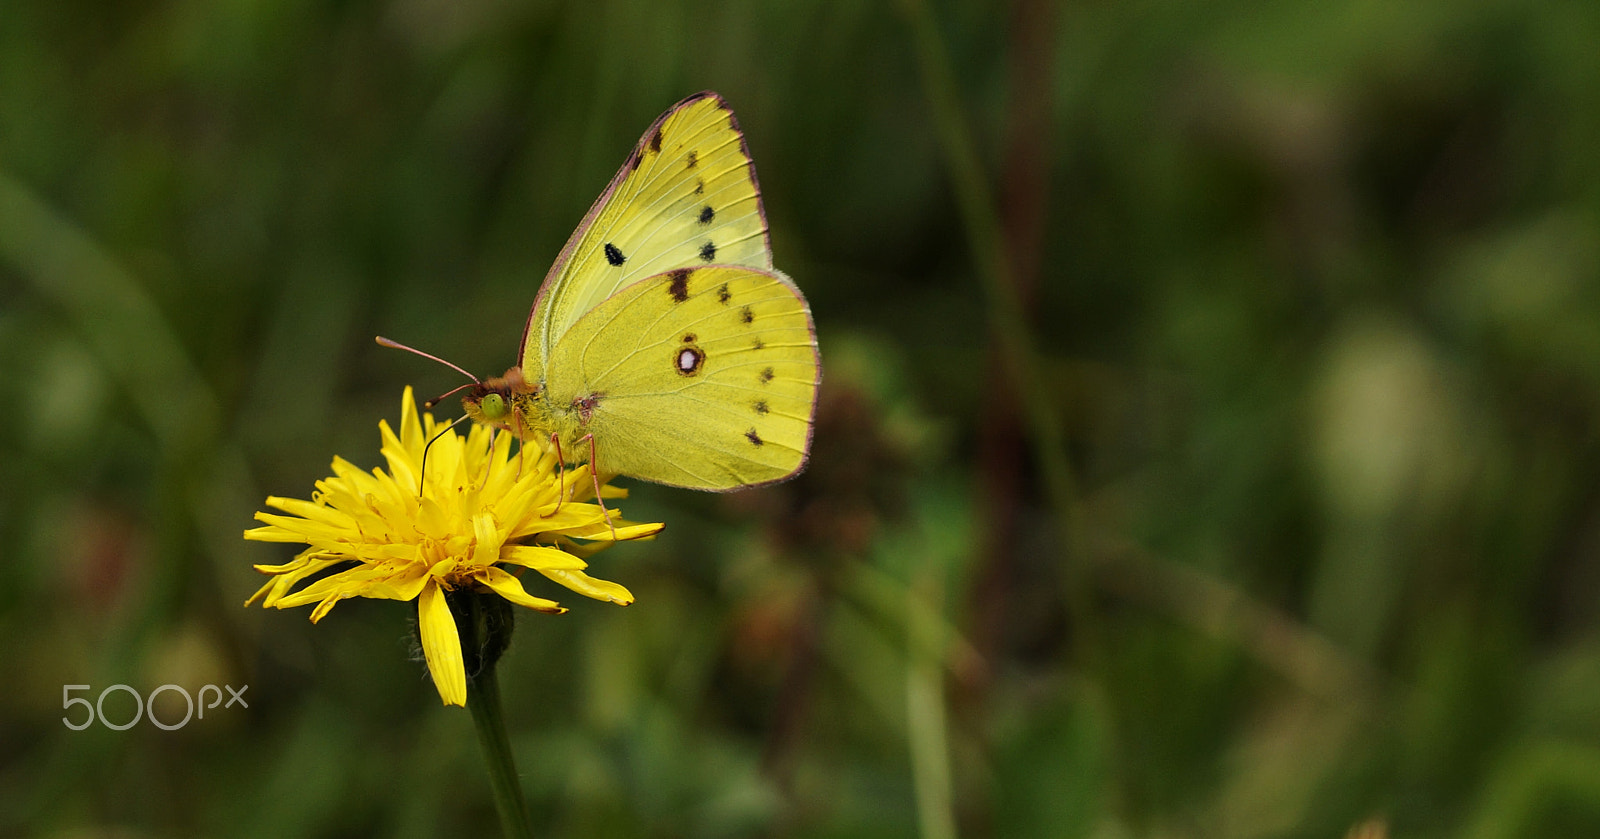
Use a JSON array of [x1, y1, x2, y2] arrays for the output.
[[5, 0, 1600, 836]]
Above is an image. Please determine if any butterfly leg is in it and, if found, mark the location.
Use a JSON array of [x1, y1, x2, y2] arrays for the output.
[[512, 412, 528, 481], [542, 431, 567, 519], [579, 432, 617, 538], [475, 428, 498, 490]]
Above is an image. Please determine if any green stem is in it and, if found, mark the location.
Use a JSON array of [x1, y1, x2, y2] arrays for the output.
[[469, 660, 534, 839], [906, 573, 958, 839], [451, 591, 533, 839]]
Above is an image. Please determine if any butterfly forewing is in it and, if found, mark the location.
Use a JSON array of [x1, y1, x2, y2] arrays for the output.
[[521, 92, 772, 377], [544, 265, 818, 491]]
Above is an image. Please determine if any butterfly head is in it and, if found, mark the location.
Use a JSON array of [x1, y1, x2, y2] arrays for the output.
[[461, 368, 538, 431]]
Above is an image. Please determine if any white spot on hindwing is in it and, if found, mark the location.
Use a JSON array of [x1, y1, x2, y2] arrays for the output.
[[676, 345, 706, 376]]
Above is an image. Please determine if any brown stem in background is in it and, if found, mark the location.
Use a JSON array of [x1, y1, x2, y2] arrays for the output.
[[964, 0, 1057, 834], [968, 0, 1057, 687]]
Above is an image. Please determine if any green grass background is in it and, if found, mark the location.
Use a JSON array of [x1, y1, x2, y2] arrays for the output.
[[5, 0, 1600, 836]]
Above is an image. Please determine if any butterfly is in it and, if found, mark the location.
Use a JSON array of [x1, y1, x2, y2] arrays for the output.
[[382, 92, 819, 493]]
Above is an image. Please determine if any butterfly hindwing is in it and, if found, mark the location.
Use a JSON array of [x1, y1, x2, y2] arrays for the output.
[[521, 92, 772, 377], [543, 265, 818, 490]]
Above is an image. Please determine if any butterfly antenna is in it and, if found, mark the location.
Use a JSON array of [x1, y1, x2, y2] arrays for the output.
[[376, 336, 481, 383], [419, 414, 473, 495], [424, 381, 477, 410]]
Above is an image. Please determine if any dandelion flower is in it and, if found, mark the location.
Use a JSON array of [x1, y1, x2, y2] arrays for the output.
[[244, 386, 662, 706]]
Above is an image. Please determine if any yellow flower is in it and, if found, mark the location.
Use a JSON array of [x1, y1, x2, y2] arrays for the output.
[[244, 386, 662, 706]]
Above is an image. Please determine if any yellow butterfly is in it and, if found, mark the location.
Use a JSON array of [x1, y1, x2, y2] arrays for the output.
[[383, 92, 819, 491]]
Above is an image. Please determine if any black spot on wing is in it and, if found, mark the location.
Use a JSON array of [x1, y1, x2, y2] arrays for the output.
[[699, 205, 715, 224], [699, 241, 716, 262], [740, 306, 753, 324], [752, 338, 765, 350], [753, 400, 769, 415], [694, 179, 705, 195], [650, 127, 663, 153], [604, 243, 626, 266], [628, 149, 643, 171], [682, 333, 697, 343], [759, 367, 774, 384], [717, 283, 731, 304], [745, 428, 764, 446], [667, 269, 691, 302], [686, 150, 698, 169]]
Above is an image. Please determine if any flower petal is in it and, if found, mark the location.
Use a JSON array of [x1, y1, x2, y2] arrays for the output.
[[470, 512, 504, 569], [520, 504, 608, 534], [476, 566, 566, 613], [553, 521, 665, 542], [309, 592, 345, 623], [399, 385, 423, 455], [500, 545, 588, 571], [243, 577, 281, 608], [247, 556, 348, 607], [272, 563, 398, 609], [539, 568, 634, 605], [262, 496, 351, 526], [248, 549, 321, 575], [251, 512, 347, 543], [243, 525, 315, 543], [418, 580, 467, 707], [358, 562, 432, 602]]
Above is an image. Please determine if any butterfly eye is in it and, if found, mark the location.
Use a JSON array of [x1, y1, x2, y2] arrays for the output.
[[481, 393, 509, 420]]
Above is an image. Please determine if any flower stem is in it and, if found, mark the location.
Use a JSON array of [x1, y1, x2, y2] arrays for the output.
[[469, 659, 534, 839], [453, 591, 533, 839]]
